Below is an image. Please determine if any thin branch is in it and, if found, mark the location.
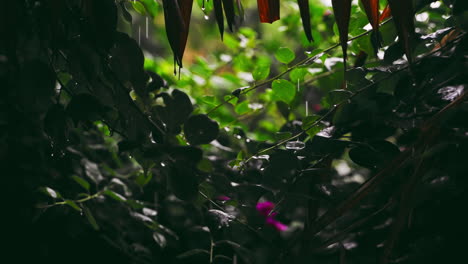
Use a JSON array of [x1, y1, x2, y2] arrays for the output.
[[206, 20, 392, 116]]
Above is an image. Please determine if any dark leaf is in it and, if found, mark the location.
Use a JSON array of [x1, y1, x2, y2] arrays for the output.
[[276, 101, 290, 120], [66, 94, 106, 123], [154, 89, 193, 134], [388, 0, 416, 63], [222, 0, 235, 32], [361, 0, 379, 32], [162, 0, 194, 71], [119, 1, 132, 24], [257, 0, 280, 23], [110, 32, 146, 96], [169, 162, 199, 201], [297, 0, 314, 42], [332, 0, 352, 62], [82, 205, 100, 231], [349, 140, 400, 168], [213, 0, 225, 40], [184, 114, 220, 145], [361, 0, 381, 53], [81, 0, 117, 50]]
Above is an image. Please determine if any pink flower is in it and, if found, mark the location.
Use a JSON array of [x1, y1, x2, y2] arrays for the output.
[[256, 201, 288, 232], [216, 195, 231, 201]]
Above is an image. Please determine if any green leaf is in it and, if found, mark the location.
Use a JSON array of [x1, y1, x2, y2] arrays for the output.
[[275, 47, 296, 64], [302, 115, 321, 129], [104, 189, 127, 202], [275, 132, 293, 141], [289, 68, 308, 83], [197, 158, 213, 173], [252, 57, 271, 81], [65, 200, 82, 212], [83, 205, 100, 231], [322, 89, 353, 107], [71, 175, 90, 191], [235, 101, 250, 115], [132, 1, 146, 15], [41, 187, 61, 199], [272, 79, 296, 104]]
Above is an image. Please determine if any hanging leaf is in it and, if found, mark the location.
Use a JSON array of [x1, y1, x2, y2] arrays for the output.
[[380, 4, 391, 22], [361, 0, 380, 53], [331, 0, 352, 63], [388, 0, 416, 63], [222, 0, 235, 32], [162, 0, 194, 72], [297, 0, 313, 42], [213, 0, 224, 40], [361, 0, 379, 32], [236, 0, 245, 25], [257, 0, 280, 24]]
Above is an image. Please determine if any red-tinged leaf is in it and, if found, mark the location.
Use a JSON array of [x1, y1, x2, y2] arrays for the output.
[[388, 0, 416, 63], [222, 0, 235, 32], [162, 0, 193, 72], [213, 0, 224, 40], [331, 0, 352, 62], [298, 0, 314, 42], [257, 0, 280, 24], [361, 0, 381, 54], [361, 0, 379, 32], [380, 4, 391, 22]]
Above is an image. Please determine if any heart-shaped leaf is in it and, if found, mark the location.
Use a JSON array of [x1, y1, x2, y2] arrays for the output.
[[184, 114, 220, 145]]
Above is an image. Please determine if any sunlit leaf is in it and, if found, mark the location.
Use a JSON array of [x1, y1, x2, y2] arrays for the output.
[[252, 56, 271, 81], [272, 79, 296, 104], [275, 47, 295, 64]]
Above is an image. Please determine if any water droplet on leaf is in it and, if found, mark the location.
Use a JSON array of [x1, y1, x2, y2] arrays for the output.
[[285, 141, 305, 150]]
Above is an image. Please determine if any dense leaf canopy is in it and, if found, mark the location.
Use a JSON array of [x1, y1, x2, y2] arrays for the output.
[[2, 0, 468, 263]]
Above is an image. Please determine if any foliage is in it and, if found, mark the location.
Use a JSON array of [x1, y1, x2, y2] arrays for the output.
[[2, 0, 468, 263]]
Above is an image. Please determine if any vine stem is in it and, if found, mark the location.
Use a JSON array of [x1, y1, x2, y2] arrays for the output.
[[37, 190, 105, 209]]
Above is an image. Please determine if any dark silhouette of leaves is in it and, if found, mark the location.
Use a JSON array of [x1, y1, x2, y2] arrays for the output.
[[162, 0, 194, 72], [388, 0, 416, 63], [332, 0, 352, 62], [213, 0, 225, 39], [298, 0, 314, 42]]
